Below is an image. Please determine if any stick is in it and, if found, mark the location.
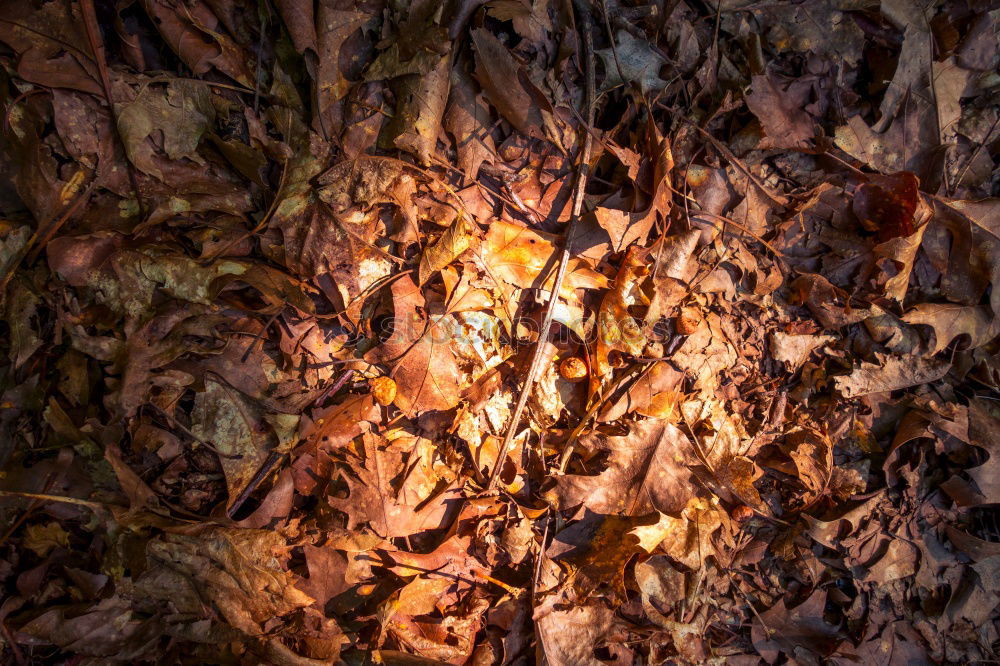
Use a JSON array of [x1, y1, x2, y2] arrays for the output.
[[79, 0, 145, 215], [486, 1, 596, 491]]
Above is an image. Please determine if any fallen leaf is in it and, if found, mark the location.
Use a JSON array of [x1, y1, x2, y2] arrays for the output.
[[366, 274, 465, 413], [445, 64, 497, 180], [191, 378, 273, 511], [140, 0, 254, 86], [751, 588, 843, 663], [596, 30, 668, 94], [116, 80, 215, 181], [833, 354, 951, 398], [630, 496, 725, 569], [471, 28, 545, 138], [386, 53, 452, 165], [745, 70, 815, 149], [418, 215, 475, 285], [769, 331, 836, 371], [23, 522, 70, 557], [545, 419, 695, 516], [903, 303, 1000, 355]]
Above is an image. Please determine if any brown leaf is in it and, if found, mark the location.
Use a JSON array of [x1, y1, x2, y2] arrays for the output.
[[138, 527, 314, 637], [545, 419, 695, 516], [596, 30, 667, 94], [15, 597, 161, 659], [769, 331, 836, 371], [751, 588, 843, 663], [852, 172, 919, 240], [115, 80, 215, 181], [874, 11, 931, 132], [903, 303, 1000, 355], [292, 394, 379, 495], [536, 604, 626, 666], [594, 246, 650, 379], [386, 53, 452, 165], [23, 522, 70, 557], [934, 199, 1000, 315], [471, 28, 545, 138], [418, 215, 475, 285], [834, 108, 939, 182], [444, 64, 497, 180], [191, 378, 273, 511], [480, 220, 606, 295], [105, 443, 160, 512], [330, 431, 461, 538], [314, 9, 371, 131], [745, 70, 815, 149], [630, 496, 725, 569], [0, 0, 101, 95], [546, 510, 653, 601], [861, 535, 918, 585], [832, 354, 951, 398], [946, 525, 1000, 562], [366, 274, 464, 413], [599, 361, 683, 423], [591, 207, 650, 254], [140, 0, 254, 87]]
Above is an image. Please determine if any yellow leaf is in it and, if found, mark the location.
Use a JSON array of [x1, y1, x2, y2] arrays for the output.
[[24, 522, 70, 557], [418, 215, 474, 285]]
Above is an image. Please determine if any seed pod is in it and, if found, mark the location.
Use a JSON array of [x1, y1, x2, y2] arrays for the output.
[[731, 504, 754, 523], [558, 356, 587, 382], [675, 307, 701, 335], [371, 376, 397, 406]]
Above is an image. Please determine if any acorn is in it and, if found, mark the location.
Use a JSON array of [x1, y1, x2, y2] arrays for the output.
[[371, 376, 397, 406], [558, 356, 588, 383], [675, 307, 701, 335], [730, 504, 754, 523]]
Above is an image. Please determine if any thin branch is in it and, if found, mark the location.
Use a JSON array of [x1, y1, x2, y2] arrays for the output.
[[487, 0, 596, 491], [79, 0, 145, 216]]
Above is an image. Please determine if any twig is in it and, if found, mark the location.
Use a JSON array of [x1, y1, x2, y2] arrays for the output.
[[227, 451, 285, 518], [486, 1, 596, 491], [25, 181, 97, 264], [79, 0, 144, 216], [952, 114, 998, 194], [675, 116, 789, 207], [0, 490, 112, 510], [556, 360, 655, 474]]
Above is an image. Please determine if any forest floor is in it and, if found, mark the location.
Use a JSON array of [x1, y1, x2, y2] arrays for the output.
[[1, 0, 999, 663]]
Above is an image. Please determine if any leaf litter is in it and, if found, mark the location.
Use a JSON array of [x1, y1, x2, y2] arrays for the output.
[[0, 0, 999, 663]]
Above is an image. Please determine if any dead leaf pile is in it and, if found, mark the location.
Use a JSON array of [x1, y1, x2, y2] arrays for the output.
[[1, 0, 999, 663]]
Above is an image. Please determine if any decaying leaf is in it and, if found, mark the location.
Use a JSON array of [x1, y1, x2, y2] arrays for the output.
[[418, 215, 474, 285], [833, 354, 951, 398]]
